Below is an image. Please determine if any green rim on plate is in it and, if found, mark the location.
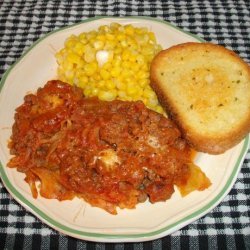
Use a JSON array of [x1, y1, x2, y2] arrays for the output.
[[0, 16, 249, 241]]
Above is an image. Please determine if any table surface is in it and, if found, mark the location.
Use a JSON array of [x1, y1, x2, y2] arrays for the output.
[[0, 0, 249, 249]]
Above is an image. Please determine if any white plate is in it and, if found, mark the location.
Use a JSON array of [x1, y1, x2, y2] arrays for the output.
[[0, 16, 249, 243]]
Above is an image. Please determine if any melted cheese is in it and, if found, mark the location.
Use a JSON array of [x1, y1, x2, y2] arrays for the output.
[[98, 149, 120, 170], [147, 135, 160, 148]]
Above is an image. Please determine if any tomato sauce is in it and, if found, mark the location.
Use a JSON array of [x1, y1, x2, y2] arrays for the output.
[[8, 80, 210, 214]]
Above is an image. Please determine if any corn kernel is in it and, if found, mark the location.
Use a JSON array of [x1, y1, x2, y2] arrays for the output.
[[112, 58, 121, 67], [93, 74, 101, 81], [79, 33, 86, 40], [78, 80, 87, 89], [128, 54, 136, 63], [116, 81, 126, 91], [148, 97, 158, 107], [156, 106, 164, 114], [106, 81, 116, 90], [110, 22, 121, 30], [120, 40, 128, 48], [122, 51, 130, 61], [63, 61, 73, 71], [98, 90, 116, 101], [110, 67, 120, 77], [97, 80, 106, 88], [99, 25, 109, 33], [84, 46, 95, 63], [118, 90, 126, 98], [127, 87, 137, 96], [114, 47, 122, 55], [141, 64, 149, 72], [122, 61, 131, 69], [91, 88, 99, 96], [93, 40, 104, 50], [117, 33, 126, 41], [131, 64, 140, 72], [106, 33, 115, 41], [124, 25, 135, 36], [80, 75, 89, 84], [67, 52, 81, 64], [102, 62, 112, 70], [108, 51, 114, 61], [143, 87, 155, 99], [100, 69, 110, 80], [84, 87, 91, 96], [139, 78, 149, 88], [148, 32, 156, 42], [84, 63, 97, 76], [73, 42, 85, 55], [65, 36, 77, 48]]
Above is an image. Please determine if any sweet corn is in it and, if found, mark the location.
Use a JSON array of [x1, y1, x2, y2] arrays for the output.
[[55, 23, 164, 113]]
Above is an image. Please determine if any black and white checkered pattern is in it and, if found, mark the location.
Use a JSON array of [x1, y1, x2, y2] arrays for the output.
[[0, 0, 249, 249]]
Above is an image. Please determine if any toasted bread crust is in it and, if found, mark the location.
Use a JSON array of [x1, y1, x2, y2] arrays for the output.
[[150, 42, 250, 154]]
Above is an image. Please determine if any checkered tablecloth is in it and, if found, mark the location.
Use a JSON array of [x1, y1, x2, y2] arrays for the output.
[[0, 0, 249, 249]]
